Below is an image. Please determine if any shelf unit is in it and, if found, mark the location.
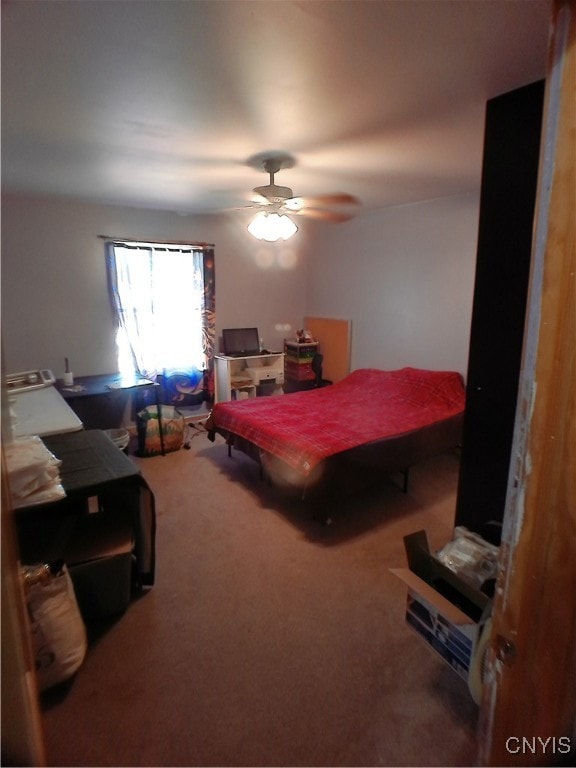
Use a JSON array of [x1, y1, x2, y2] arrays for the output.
[[214, 353, 285, 402], [454, 80, 544, 543], [283, 340, 319, 387]]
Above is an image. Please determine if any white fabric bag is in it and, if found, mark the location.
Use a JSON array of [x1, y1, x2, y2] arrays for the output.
[[24, 563, 87, 691]]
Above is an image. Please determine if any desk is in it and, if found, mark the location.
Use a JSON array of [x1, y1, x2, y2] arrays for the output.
[[214, 353, 285, 402], [56, 372, 165, 455], [16, 430, 156, 587]]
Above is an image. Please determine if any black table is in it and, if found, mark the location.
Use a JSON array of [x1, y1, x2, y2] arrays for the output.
[[16, 430, 156, 586], [56, 372, 165, 455]]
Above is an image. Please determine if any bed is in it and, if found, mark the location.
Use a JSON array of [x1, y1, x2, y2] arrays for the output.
[[206, 367, 465, 516]]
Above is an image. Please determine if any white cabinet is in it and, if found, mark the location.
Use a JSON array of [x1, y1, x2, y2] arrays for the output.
[[214, 353, 285, 403]]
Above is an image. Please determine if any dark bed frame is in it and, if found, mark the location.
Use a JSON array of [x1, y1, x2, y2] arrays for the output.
[[210, 412, 464, 522]]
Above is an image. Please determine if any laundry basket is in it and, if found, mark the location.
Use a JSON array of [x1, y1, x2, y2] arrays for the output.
[[136, 405, 184, 456], [104, 428, 130, 453]]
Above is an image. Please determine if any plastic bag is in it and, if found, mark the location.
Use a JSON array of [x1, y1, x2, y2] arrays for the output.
[[436, 526, 500, 589], [137, 404, 184, 456], [24, 562, 87, 691]]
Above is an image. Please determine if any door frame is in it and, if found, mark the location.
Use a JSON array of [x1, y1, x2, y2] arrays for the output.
[[477, 1, 575, 764]]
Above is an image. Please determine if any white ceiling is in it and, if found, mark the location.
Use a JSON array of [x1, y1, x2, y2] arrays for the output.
[[1, 0, 551, 218]]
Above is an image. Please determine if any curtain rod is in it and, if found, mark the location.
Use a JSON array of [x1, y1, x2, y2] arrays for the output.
[[98, 235, 214, 247]]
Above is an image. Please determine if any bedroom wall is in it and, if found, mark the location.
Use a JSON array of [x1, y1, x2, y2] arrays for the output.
[[1, 191, 479, 384], [303, 192, 480, 378], [0, 193, 309, 379]]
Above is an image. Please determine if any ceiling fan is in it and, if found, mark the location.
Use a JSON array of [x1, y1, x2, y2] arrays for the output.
[[243, 151, 360, 226]]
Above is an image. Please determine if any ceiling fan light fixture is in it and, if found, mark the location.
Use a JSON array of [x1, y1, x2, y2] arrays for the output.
[[248, 211, 298, 242]]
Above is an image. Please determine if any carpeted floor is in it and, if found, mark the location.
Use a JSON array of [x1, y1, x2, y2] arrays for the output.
[[40, 429, 479, 767]]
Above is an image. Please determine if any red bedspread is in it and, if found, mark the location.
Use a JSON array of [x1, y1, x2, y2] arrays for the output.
[[207, 367, 465, 476]]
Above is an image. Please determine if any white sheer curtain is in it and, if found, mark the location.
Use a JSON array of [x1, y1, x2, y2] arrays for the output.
[[107, 242, 207, 379]]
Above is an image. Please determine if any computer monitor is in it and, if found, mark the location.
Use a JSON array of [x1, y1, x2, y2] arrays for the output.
[[222, 327, 260, 357]]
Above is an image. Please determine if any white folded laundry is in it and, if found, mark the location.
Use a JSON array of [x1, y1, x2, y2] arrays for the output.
[[5, 435, 65, 507]]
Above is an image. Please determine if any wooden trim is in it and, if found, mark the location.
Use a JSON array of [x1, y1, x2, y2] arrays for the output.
[[1, 448, 47, 766], [478, 1, 575, 764]]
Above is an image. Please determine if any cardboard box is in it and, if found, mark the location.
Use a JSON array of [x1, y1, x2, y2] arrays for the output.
[[391, 530, 492, 681], [66, 513, 134, 621]]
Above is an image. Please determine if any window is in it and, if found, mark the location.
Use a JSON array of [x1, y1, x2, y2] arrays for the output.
[[106, 240, 215, 402]]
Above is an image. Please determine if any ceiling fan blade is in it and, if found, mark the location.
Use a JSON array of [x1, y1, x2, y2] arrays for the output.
[[284, 193, 360, 211], [251, 193, 273, 205], [292, 208, 355, 223]]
